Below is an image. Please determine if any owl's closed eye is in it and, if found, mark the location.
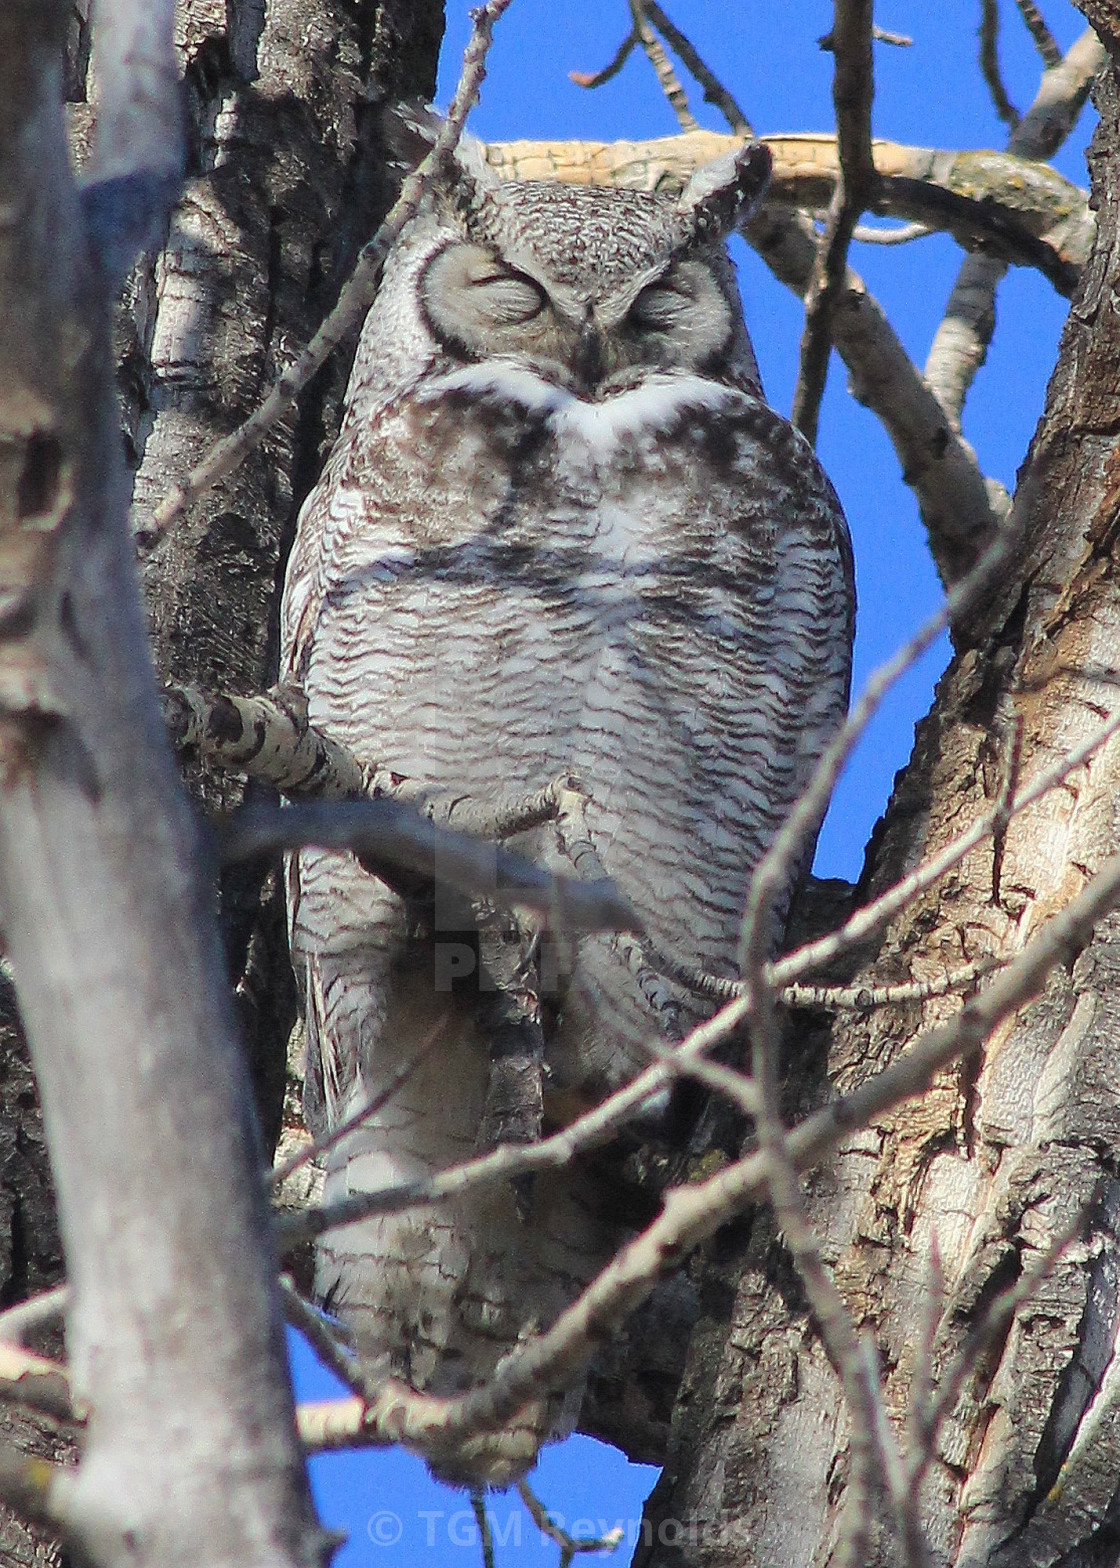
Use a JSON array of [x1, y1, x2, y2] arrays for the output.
[[419, 236, 749, 386]]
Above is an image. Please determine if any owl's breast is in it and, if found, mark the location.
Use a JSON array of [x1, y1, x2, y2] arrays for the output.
[[283, 360, 851, 973]]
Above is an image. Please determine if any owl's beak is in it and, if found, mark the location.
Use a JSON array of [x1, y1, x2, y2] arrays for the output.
[[572, 312, 603, 395]]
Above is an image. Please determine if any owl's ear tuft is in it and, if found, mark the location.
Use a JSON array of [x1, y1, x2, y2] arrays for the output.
[[379, 101, 498, 212], [380, 100, 443, 175], [677, 142, 772, 244]]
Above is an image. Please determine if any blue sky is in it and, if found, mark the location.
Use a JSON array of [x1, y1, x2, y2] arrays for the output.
[[295, 2, 1097, 1560]]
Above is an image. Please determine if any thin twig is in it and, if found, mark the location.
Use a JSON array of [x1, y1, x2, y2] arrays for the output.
[[0, 1286, 70, 1346], [739, 528, 1011, 984], [642, 0, 752, 134], [782, 961, 999, 1011], [569, 29, 637, 89], [637, 1026, 759, 1117], [279, 1277, 365, 1400], [859, 1333, 921, 1564], [1014, 0, 1062, 67], [279, 993, 753, 1247], [628, 0, 698, 131], [852, 220, 932, 244], [902, 1234, 945, 1562], [747, 978, 891, 1566], [737, 493, 891, 1564], [270, 1020, 447, 1189], [471, 1492, 496, 1568], [980, 0, 1021, 130], [792, 0, 877, 443], [145, 0, 514, 539], [516, 1480, 624, 1567], [773, 700, 1120, 988], [873, 25, 912, 45]]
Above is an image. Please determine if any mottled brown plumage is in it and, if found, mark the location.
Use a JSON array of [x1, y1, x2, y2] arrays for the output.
[[281, 136, 853, 1483]]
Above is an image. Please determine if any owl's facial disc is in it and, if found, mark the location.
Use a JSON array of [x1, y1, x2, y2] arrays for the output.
[[419, 240, 739, 396]]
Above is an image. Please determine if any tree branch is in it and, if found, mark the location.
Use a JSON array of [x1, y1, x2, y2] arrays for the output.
[[980, 0, 1022, 131], [792, 0, 876, 442], [925, 28, 1103, 428]]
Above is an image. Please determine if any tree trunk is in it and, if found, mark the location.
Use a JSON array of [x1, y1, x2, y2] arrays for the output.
[[639, 28, 1120, 1568], [0, 1, 443, 1563], [127, 0, 445, 1146]]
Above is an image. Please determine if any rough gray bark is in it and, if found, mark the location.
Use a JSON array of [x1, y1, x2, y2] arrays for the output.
[[638, 26, 1120, 1568], [124, 0, 444, 1147], [0, 985, 67, 1568]]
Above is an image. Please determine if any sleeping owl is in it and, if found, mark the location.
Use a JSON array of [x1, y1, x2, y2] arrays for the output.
[[280, 132, 854, 1483]]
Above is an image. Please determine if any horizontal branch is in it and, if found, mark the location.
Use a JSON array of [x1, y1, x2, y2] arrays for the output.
[[164, 683, 367, 799], [487, 131, 1092, 279], [487, 130, 1021, 582], [217, 800, 637, 937], [166, 681, 566, 839]]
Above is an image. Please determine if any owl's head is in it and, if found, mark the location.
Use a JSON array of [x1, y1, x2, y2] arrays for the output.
[[365, 123, 771, 402]]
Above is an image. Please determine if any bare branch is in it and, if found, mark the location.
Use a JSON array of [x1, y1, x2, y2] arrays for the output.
[[270, 1020, 448, 1190], [0, 1287, 70, 1347], [515, 1480, 625, 1566], [782, 960, 999, 1011], [739, 529, 1011, 981], [629, 0, 698, 132], [216, 799, 637, 937], [164, 682, 367, 799], [0, 3, 320, 1558], [926, 28, 1103, 427], [280, 993, 750, 1247], [852, 219, 932, 244], [789, 845, 1120, 1174], [471, 1492, 496, 1568], [641, 1, 753, 134], [279, 1278, 364, 1400], [792, 0, 876, 442], [773, 701, 1120, 988], [1014, 0, 1063, 67], [568, 30, 637, 89], [144, 0, 515, 539], [980, 0, 1022, 131]]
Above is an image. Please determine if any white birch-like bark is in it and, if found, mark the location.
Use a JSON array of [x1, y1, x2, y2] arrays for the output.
[[0, 6, 323, 1565]]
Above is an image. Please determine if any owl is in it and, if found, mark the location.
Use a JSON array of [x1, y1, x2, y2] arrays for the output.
[[281, 132, 854, 1485]]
